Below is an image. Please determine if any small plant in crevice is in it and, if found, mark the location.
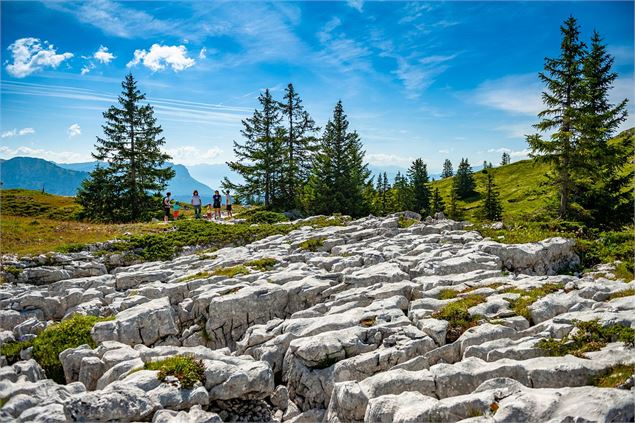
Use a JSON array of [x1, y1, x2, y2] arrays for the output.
[[590, 364, 634, 388], [144, 355, 205, 389], [212, 265, 249, 278], [359, 317, 376, 327], [503, 283, 563, 323], [180, 271, 213, 282], [607, 288, 635, 301], [298, 237, 325, 252], [432, 294, 486, 343], [537, 319, 634, 358], [245, 257, 278, 271]]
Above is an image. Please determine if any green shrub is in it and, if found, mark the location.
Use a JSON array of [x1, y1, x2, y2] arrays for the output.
[[57, 243, 86, 253], [591, 364, 634, 388], [144, 355, 205, 389], [245, 210, 288, 224], [298, 237, 325, 252], [212, 265, 249, 278], [245, 257, 278, 271], [0, 340, 33, 364], [438, 283, 504, 300], [504, 283, 563, 323], [537, 319, 635, 358], [2, 265, 22, 278], [398, 216, 419, 228], [432, 294, 486, 343], [32, 314, 113, 383]]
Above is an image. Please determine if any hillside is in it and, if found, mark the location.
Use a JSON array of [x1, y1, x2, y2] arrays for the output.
[[0, 157, 214, 199], [431, 159, 552, 222]]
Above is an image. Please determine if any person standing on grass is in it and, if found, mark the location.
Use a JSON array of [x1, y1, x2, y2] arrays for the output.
[[191, 190, 202, 219], [162, 192, 172, 223], [212, 190, 222, 220], [225, 190, 233, 218]]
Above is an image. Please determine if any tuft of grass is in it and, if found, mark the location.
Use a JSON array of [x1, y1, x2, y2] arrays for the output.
[[0, 339, 33, 364], [503, 283, 563, 323], [220, 286, 243, 296], [359, 317, 376, 327], [2, 265, 22, 278], [537, 319, 635, 358], [607, 288, 635, 301], [180, 271, 213, 282], [398, 216, 419, 228], [30, 314, 114, 383], [432, 294, 486, 343], [590, 364, 634, 388], [243, 210, 289, 224], [298, 237, 325, 252], [57, 243, 86, 253], [212, 265, 249, 278], [245, 257, 278, 271], [438, 283, 504, 300], [466, 408, 484, 418], [144, 355, 205, 389]]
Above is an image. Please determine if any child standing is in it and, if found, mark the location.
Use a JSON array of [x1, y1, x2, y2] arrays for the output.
[[173, 202, 180, 219], [206, 203, 213, 220]]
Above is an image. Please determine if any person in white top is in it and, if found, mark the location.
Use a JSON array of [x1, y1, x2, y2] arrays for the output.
[[225, 190, 233, 218], [191, 190, 202, 219]]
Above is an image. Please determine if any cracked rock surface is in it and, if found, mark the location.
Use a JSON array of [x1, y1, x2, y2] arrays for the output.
[[0, 214, 633, 422]]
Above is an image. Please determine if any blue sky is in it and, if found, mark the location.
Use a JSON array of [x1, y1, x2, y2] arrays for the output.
[[1, 1, 633, 175]]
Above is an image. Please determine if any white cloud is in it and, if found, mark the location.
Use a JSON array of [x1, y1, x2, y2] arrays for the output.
[[81, 63, 95, 75], [93, 45, 115, 63], [0, 146, 90, 163], [472, 73, 543, 115], [68, 123, 81, 138], [127, 44, 195, 72], [438, 149, 450, 154], [487, 147, 531, 159], [347, 0, 364, 12], [1, 127, 35, 138], [198, 47, 207, 59], [163, 146, 223, 165], [5, 38, 73, 78], [367, 153, 414, 167]]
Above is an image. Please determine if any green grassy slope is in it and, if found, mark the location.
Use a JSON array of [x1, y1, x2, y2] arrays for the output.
[[432, 159, 552, 222]]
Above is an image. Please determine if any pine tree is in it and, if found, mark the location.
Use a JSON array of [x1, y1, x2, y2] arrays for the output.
[[576, 31, 631, 227], [77, 73, 174, 222], [279, 83, 319, 209], [304, 101, 370, 216], [225, 89, 284, 209], [448, 188, 462, 220], [392, 171, 413, 212], [441, 159, 453, 178], [453, 158, 475, 199], [431, 187, 445, 215], [482, 172, 503, 221], [374, 172, 391, 215], [408, 158, 431, 216], [526, 16, 586, 218], [500, 152, 511, 166]]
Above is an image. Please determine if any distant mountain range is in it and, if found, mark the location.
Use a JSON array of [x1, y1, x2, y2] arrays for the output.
[[0, 157, 216, 202]]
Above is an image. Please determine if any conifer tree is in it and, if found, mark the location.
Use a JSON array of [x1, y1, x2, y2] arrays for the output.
[[392, 171, 413, 212], [304, 101, 370, 216], [482, 172, 503, 221], [452, 158, 475, 199], [576, 31, 631, 227], [225, 89, 283, 209], [279, 83, 319, 209], [77, 73, 174, 222], [526, 16, 586, 218], [408, 158, 431, 216], [374, 172, 391, 215], [441, 159, 453, 178], [431, 187, 445, 215], [448, 188, 462, 220], [500, 152, 511, 166]]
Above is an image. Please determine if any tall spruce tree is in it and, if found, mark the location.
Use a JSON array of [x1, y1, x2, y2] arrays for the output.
[[431, 187, 445, 215], [225, 89, 283, 209], [304, 101, 370, 216], [374, 172, 391, 215], [453, 158, 475, 199], [441, 159, 453, 178], [448, 188, 462, 220], [279, 83, 319, 209], [526, 16, 586, 218], [408, 158, 431, 216], [576, 31, 631, 227], [482, 172, 503, 221], [77, 73, 174, 222]]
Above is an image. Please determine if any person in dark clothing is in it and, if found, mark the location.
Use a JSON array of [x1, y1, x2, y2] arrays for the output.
[[162, 192, 172, 223], [212, 190, 222, 220]]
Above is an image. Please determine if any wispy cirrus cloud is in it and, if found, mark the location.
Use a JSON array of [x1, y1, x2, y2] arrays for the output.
[[347, 0, 364, 13], [471, 73, 543, 115], [5, 38, 73, 78], [163, 145, 224, 165], [0, 145, 90, 163]]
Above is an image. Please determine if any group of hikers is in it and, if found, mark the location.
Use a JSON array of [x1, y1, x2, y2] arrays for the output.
[[162, 190, 232, 222]]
